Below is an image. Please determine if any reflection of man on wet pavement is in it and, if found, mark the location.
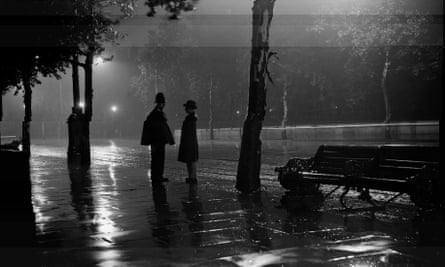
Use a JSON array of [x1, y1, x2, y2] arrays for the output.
[[150, 184, 176, 248], [141, 93, 175, 184], [182, 183, 204, 247]]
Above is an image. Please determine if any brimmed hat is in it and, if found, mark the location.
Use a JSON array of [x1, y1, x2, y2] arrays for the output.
[[155, 92, 165, 104], [183, 100, 197, 109]]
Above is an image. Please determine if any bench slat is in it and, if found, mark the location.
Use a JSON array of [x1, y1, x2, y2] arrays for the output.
[[301, 172, 410, 192]]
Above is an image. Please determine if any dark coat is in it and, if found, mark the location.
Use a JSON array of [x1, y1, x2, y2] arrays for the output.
[[141, 108, 175, 146], [178, 113, 199, 163]]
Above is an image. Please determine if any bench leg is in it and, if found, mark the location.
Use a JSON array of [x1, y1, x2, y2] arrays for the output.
[[340, 187, 351, 210], [323, 185, 341, 201], [341, 189, 402, 212], [382, 192, 403, 208], [358, 189, 378, 207]]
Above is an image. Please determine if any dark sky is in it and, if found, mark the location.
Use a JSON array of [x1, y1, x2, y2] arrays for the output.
[[114, 0, 443, 48]]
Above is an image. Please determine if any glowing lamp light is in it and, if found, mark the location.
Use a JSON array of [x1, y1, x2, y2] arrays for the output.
[[236, 110, 240, 115], [94, 56, 105, 66], [111, 105, 118, 113], [78, 102, 85, 108]]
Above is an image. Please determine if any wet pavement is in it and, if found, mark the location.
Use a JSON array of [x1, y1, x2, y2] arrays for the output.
[[6, 139, 445, 266]]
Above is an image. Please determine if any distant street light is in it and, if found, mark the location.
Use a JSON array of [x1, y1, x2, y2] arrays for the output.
[[111, 105, 118, 113], [94, 56, 105, 66], [94, 55, 113, 67], [110, 105, 120, 137], [236, 110, 242, 137], [78, 101, 85, 109]]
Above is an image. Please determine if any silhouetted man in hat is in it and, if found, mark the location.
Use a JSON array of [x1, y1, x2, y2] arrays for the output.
[[141, 92, 175, 184], [178, 100, 199, 184]]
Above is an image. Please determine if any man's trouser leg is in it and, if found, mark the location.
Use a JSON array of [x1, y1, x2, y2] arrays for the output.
[[186, 161, 197, 181], [151, 143, 165, 182]]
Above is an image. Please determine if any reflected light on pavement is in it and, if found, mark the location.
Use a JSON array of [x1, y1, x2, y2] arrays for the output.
[[92, 140, 121, 239], [108, 140, 118, 187], [30, 157, 53, 233], [94, 249, 123, 267]]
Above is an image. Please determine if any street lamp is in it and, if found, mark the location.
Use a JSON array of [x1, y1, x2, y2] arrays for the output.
[[110, 105, 119, 137], [78, 101, 85, 111], [94, 56, 105, 66], [236, 110, 242, 137], [111, 105, 118, 113]]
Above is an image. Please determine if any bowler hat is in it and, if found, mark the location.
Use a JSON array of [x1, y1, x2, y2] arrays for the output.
[[184, 100, 197, 109], [155, 92, 165, 104]]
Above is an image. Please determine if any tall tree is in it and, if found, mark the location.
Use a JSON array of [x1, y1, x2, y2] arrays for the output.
[[311, 0, 442, 123], [236, 0, 276, 194], [60, 0, 129, 163], [63, 0, 196, 163], [1, 0, 71, 155]]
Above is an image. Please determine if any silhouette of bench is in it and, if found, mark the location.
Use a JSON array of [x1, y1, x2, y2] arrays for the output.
[[275, 144, 440, 211]]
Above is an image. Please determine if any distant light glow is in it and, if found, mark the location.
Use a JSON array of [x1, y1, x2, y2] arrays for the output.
[[111, 105, 118, 113], [236, 110, 240, 115], [94, 56, 105, 66], [78, 102, 85, 108]]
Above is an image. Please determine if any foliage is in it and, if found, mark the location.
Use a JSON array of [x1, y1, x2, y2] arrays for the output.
[[309, 0, 442, 122], [310, 0, 442, 78], [146, 0, 197, 19]]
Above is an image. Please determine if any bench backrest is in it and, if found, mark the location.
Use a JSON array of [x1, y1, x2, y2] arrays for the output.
[[313, 145, 379, 174], [373, 145, 439, 179]]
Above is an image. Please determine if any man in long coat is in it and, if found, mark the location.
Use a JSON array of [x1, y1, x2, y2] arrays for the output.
[[178, 100, 199, 183], [141, 93, 175, 183]]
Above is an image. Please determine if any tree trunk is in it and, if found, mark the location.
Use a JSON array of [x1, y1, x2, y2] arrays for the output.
[[382, 48, 391, 123], [281, 76, 288, 140], [236, 0, 275, 194], [0, 91, 3, 146], [72, 59, 80, 110], [84, 51, 93, 122], [68, 58, 84, 163], [22, 78, 32, 157], [79, 51, 93, 164], [209, 78, 214, 140]]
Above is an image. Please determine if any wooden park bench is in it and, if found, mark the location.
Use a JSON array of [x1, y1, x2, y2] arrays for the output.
[[275, 144, 440, 211]]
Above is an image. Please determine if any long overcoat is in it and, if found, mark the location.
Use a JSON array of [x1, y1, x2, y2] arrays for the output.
[[178, 113, 199, 163], [140, 108, 175, 146]]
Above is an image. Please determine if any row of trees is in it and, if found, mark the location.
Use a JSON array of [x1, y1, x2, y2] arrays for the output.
[[1, 0, 196, 162], [130, 1, 441, 128], [16, 45, 439, 139], [1, 0, 127, 158]]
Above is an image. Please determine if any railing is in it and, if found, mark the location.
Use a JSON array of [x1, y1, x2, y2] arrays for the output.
[[1, 120, 439, 143], [177, 121, 439, 143]]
